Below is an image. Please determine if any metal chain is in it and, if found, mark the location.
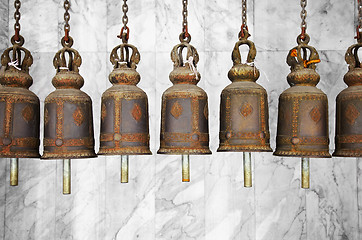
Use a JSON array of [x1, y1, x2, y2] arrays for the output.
[[122, 0, 128, 29], [14, 0, 21, 41], [64, 0, 70, 42], [182, 0, 188, 36], [242, 0, 247, 28], [300, 0, 307, 39], [358, 0, 362, 39]]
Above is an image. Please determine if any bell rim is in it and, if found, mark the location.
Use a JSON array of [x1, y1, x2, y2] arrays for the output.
[[273, 150, 331, 158], [332, 150, 362, 158], [157, 148, 212, 155], [97, 148, 152, 156], [41, 151, 97, 160], [0, 152, 41, 158], [217, 146, 273, 152]]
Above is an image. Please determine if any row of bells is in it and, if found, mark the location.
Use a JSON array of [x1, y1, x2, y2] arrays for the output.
[[0, 34, 360, 160]]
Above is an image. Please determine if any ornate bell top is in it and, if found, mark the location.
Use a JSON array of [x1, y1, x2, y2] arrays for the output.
[[228, 38, 260, 83], [0, 35, 33, 89], [169, 35, 201, 85], [344, 42, 362, 87], [286, 34, 321, 87], [109, 43, 141, 86], [52, 37, 84, 90]]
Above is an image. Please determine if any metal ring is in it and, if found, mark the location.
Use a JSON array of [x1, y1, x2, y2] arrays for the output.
[[179, 32, 191, 43], [297, 33, 310, 45], [61, 36, 74, 48], [11, 34, 24, 46]]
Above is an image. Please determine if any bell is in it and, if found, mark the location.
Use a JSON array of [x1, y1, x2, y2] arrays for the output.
[[98, 39, 152, 182], [42, 37, 96, 193], [158, 35, 211, 181], [274, 34, 331, 188], [218, 37, 272, 153], [0, 35, 40, 185], [333, 41, 362, 157]]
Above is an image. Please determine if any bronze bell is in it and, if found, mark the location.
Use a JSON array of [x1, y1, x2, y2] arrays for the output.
[[0, 35, 40, 185], [158, 35, 211, 181], [42, 37, 96, 194], [334, 40, 362, 157], [218, 36, 272, 153], [98, 38, 152, 182], [274, 34, 331, 188]]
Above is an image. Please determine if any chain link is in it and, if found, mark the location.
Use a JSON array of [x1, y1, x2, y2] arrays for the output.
[[300, 0, 307, 35], [182, 0, 188, 36], [122, 0, 128, 28], [14, 0, 21, 41], [241, 0, 247, 28], [64, 0, 70, 41], [359, 0, 362, 31]]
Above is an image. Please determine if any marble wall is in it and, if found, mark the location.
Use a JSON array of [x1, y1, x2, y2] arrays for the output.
[[0, 0, 360, 239]]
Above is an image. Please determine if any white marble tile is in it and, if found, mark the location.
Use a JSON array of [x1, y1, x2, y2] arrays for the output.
[[8, 0, 58, 53], [358, 158, 362, 239], [4, 158, 56, 240], [107, 0, 155, 53], [0, 0, 8, 52], [156, 0, 205, 52], [58, 0, 107, 52], [255, 0, 354, 52], [0, 159, 7, 238], [307, 157, 358, 240]]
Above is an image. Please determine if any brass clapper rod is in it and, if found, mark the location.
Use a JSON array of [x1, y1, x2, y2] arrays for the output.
[[182, 155, 190, 182], [10, 158, 18, 186], [63, 159, 71, 194], [243, 152, 252, 188], [301, 157, 310, 189], [121, 155, 129, 183]]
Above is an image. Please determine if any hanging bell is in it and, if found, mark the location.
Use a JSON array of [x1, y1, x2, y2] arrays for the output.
[[218, 34, 272, 153], [274, 34, 331, 158], [98, 39, 152, 170], [158, 35, 211, 156], [42, 36, 96, 159], [0, 35, 40, 186], [333, 40, 362, 157]]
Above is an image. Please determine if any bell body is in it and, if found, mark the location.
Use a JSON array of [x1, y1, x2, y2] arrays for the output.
[[274, 68, 331, 158], [218, 38, 271, 152], [158, 80, 211, 154], [99, 84, 151, 155], [218, 81, 271, 152], [0, 44, 40, 158], [334, 43, 362, 157], [42, 87, 96, 159]]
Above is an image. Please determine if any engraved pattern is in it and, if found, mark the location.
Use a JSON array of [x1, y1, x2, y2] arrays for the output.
[[73, 107, 84, 126], [170, 101, 183, 119], [203, 102, 208, 120], [101, 103, 107, 122], [345, 103, 359, 125], [22, 105, 34, 123], [240, 103, 253, 118], [309, 107, 321, 123], [131, 103, 142, 122], [44, 108, 49, 125]]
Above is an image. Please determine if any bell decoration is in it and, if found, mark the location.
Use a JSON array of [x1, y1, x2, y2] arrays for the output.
[[98, 0, 151, 183], [42, 0, 97, 194], [333, 0, 362, 157], [0, 0, 40, 186], [158, 0, 211, 182], [217, 0, 272, 188], [274, 0, 331, 189]]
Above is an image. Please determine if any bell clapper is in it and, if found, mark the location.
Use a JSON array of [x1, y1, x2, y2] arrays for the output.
[[63, 159, 71, 195], [10, 158, 18, 186], [243, 152, 252, 188], [301, 157, 310, 189], [182, 155, 190, 182], [121, 155, 129, 183]]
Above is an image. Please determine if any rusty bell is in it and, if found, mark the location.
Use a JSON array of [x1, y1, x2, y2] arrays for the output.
[[218, 37, 272, 152], [42, 37, 96, 159], [0, 36, 40, 158], [274, 35, 331, 158], [158, 40, 211, 154], [98, 42, 151, 155], [334, 41, 362, 157]]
